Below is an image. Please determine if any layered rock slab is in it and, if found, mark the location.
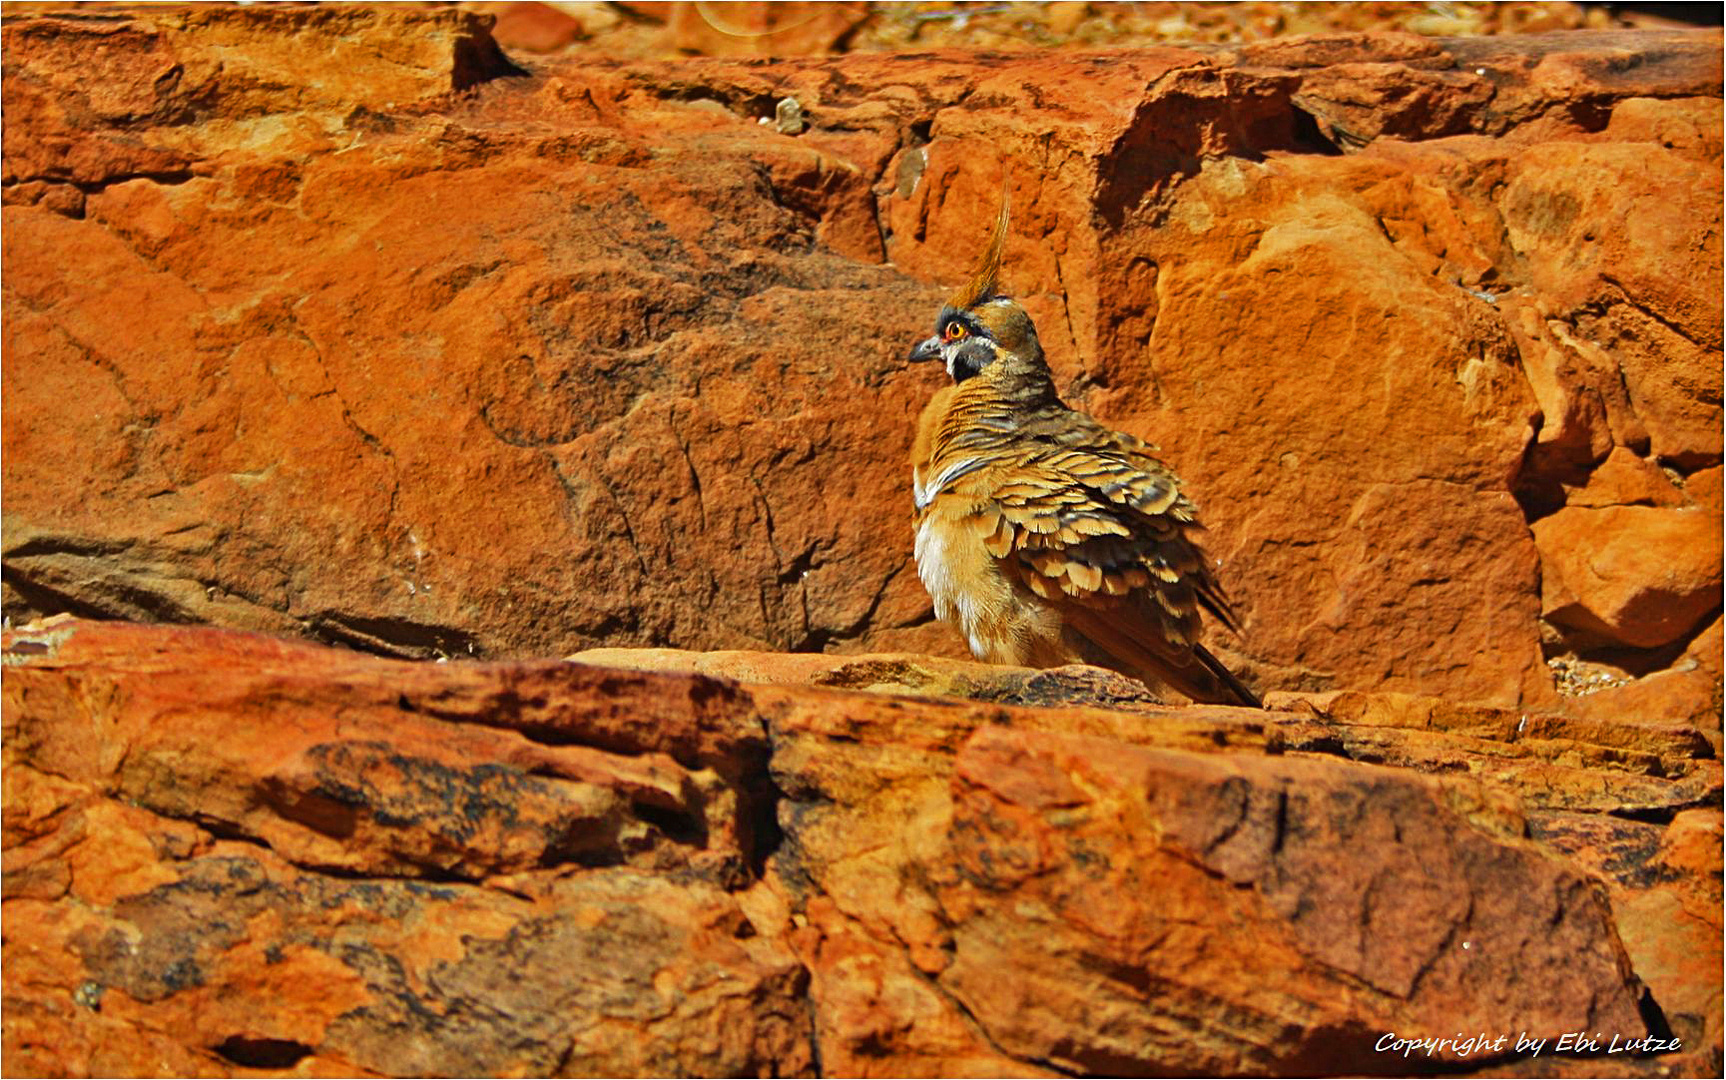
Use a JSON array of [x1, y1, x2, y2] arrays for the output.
[[5, 621, 1719, 1076], [1534, 504, 1723, 650], [2, 619, 803, 1077], [3, 9, 1720, 720]]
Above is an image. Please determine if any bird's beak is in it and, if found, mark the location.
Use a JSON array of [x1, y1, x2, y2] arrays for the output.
[[908, 335, 943, 363]]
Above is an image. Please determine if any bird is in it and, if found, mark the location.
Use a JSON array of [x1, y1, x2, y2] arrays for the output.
[[906, 191, 1261, 708]]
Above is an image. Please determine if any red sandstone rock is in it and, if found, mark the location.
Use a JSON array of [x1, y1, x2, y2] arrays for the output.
[[935, 727, 1642, 1074], [0, 620, 800, 1076], [3, 8, 1720, 724], [1563, 446, 1687, 509], [481, 2, 592, 53], [666, 1, 869, 57], [0, 29, 1719, 1069], [1529, 806, 1724, 1057], [5, 620, 1720, 1076], [1553, 615, 1723, 732], [1687, 465, 1725, 515], [1534, 504, 1723, 649], [4, 12, 1721, 1077], [599, 3, 1626, 57], [1497, 103, 1724, 472]]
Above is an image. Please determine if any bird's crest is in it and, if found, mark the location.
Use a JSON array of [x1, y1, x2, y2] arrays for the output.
[[946, 185, 1010, 311]]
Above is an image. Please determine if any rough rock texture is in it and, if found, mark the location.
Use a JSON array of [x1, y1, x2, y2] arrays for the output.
[[3, 8, 1721, 726], [5, 620, 1721, 1076], [1534, 505, 1723, 649], [486, 2, 1673, 59], [2, 12, 1722, 1076]]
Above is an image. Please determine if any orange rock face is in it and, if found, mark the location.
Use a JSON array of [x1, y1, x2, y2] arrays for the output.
[[1535, 505, 1723, 649], [2, 7, 1720, 725], [4, 620, 1721, 1076], [1, 9, 1722, 1075]]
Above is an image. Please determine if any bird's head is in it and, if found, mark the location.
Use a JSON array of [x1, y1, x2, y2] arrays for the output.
[[907, 191, 1044, 383]]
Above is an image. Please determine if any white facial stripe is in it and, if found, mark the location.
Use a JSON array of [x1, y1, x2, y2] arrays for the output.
[[944, 337, 999, 380]]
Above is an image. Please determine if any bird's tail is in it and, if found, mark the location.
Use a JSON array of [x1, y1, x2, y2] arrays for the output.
[[1066, 608, 1262, 708], [1191, 643, 1262, 709]]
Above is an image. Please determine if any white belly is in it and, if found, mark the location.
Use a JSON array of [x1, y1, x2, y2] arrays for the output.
[[914, 513, 1009, 661]]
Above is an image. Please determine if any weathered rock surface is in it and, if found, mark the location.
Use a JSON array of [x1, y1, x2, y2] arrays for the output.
[[2, 7, 1720, 725], [1553, 616, 1723, 732], [1535, 505, 1723, 649], [489, 2, 1672, 59], [2, 11, 1721, 1075], [4, 619, 1721, 1076]]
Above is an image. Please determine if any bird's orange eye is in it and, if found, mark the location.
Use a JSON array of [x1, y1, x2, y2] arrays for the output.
[[943, 322, 967, 342]]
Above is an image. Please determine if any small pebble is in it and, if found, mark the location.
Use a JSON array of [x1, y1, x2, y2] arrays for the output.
[[775, 97, 805, 136]]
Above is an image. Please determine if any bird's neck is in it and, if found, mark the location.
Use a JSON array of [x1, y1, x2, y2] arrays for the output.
[[921, 362, 1065, 466]]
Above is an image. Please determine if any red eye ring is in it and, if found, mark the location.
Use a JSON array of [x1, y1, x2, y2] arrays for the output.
[[943, 323, 967, 342]]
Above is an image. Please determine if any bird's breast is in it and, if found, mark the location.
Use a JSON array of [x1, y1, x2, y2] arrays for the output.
[[913, 509, 983, 653]]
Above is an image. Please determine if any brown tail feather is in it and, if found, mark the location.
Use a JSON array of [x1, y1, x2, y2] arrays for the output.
[[1064, 608, 1261, 708], [1193, 643, 1261, 709]]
